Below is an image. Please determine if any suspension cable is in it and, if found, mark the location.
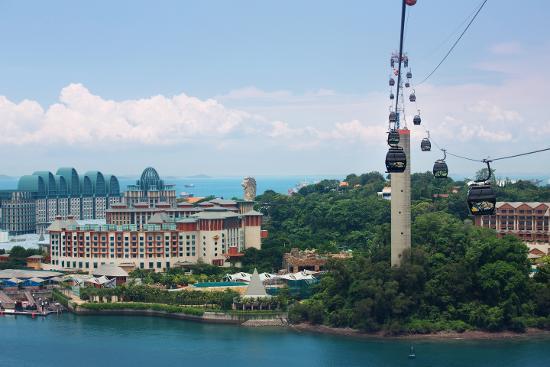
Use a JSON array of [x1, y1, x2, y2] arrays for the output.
[[417, 0, 489, 85]]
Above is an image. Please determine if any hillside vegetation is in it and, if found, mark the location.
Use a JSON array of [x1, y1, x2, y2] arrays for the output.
[[246, 172, 550, 334]]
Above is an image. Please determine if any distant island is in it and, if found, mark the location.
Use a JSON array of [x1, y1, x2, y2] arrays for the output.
[[0, 174, 16, 180], [185, 174, 212, 179]]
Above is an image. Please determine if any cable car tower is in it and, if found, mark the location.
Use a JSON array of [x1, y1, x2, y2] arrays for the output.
[[386, 0, 415, 267]]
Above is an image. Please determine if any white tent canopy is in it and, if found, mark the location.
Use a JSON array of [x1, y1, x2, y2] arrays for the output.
[[243, 269, 270, 299]]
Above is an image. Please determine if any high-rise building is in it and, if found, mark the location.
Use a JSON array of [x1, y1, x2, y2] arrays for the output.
[[124, 167, 176, 208], [0, 167, 121, 235], [48, 205, 263, 272]]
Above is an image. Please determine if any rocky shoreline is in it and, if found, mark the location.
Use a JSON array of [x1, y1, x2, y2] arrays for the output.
[[290, 323, 550, 340]]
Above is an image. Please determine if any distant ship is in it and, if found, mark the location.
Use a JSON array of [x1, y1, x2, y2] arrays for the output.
[[184, 183, 195, 188]]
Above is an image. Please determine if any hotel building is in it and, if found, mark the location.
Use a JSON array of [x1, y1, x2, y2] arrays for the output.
[[474, 202, 549, 257], [0, 168, 121, 234], [124, 167, 177, 208], [48, 204, 264, 272]]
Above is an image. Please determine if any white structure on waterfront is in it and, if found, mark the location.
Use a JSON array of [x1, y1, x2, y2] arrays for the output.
[[243, 268, 270, 298]]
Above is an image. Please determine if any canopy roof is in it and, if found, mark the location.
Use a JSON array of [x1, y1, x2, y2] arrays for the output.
[[243, 268, 270, 298], [92, 264, 128, 277]]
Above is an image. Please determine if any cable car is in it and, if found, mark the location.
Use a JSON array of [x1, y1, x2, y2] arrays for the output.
[[421, 138, 431, 151], [387, 129, 400, 146], [405, 82, 410, 88], [389, 78, 395, 86], [406, 0, 417, 6], [409, 93, 416, 102], [406, 71, 412, 79], [385, 146, 407, 173], [391, 58, 395, 68], [389, 111, 397, 123], [390, 93, 395, 100], [433, 159, 448, 178], [404, 58, 409, 68], [413, 115, 421, 125], [467, 184, 496, 216]]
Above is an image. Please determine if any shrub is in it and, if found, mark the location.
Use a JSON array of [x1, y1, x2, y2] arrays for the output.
[[79, 302, 204, 316]]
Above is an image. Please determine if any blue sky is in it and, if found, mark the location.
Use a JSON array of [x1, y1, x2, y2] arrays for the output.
[[0, 0, 548, 179]]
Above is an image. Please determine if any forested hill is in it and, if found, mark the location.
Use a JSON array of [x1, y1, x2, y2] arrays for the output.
[[242, 172, 550, 334], [249, 171, 550, 271]]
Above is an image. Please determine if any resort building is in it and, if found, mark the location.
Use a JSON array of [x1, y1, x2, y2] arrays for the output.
[[124, 167, 177, 208], [0, 168, 121, 235], [475, 202, 550, 258], [47, 205, 264, 272]]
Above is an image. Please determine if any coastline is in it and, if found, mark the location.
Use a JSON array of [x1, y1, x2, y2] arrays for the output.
[[289, 323, 550, 341], [63, 303, 550, 340], [69, 304, 287, 327]]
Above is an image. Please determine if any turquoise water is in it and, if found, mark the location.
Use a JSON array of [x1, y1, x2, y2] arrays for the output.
[[0, 175, 342, 199], [1, 315, 549, 367]]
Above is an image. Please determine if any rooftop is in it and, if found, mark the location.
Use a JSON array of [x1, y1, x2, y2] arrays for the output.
[[92, 264, 129, 278], [0, 269, 62, 279]]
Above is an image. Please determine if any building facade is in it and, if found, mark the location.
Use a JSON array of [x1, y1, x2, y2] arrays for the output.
[[0, 168, 121, 235], [475, 202, 550, 257], [0, 191, 36, 235], [124, 167, 177, 208], [48, 205, 263, 272]]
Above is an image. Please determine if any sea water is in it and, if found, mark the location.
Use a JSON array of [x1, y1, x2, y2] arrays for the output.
[[0, 175, 343, 200], [0, 315, 549, 367]]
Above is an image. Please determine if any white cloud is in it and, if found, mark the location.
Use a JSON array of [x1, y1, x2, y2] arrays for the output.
[[490, 41, 522, 55], [0, 83, 264, 146]]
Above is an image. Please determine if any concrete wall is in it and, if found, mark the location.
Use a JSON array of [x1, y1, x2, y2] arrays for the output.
[[390, 129, 411, 267]]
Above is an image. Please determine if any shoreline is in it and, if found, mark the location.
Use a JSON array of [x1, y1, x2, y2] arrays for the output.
[[289, 323, 550, 341], [6, 305, 549, 341]]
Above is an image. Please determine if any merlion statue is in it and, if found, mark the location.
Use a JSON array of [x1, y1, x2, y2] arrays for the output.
[[241, 176, 257, 201]]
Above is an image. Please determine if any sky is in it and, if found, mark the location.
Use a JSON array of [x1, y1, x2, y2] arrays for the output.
[[0, 0, 549, 179]]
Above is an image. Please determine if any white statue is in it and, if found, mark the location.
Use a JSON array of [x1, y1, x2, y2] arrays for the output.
[[241, 176, 257, 201]]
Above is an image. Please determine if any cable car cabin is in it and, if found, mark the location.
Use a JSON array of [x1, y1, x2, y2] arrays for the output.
[[409, 93, 416, 102], [389, 78, 395, 86], [387, 130, 400, 146], [433, 160, 448, 178], [406, 71, 412, 79], [385, 147, 407, 173], [413, 115, 421, 125], [421, 138, 431, 151], [405, 82, 410, 88], [389, 111, 397, 123], [390, 93, 395, 100], [467, 184, 496, 216]]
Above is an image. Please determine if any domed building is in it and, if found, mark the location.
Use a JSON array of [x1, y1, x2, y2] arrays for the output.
[[124, 167, 176, 208], [0, 167, 121, 234]]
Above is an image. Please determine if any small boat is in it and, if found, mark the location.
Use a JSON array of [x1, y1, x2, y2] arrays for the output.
[[184, 183, 195, 188], [408, 346, 416, 359]]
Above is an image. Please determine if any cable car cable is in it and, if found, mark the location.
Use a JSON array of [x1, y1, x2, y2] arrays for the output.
[[490, 147, 550, 161], [417, 0, 489, 85], [423, 0, 485, 61]]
